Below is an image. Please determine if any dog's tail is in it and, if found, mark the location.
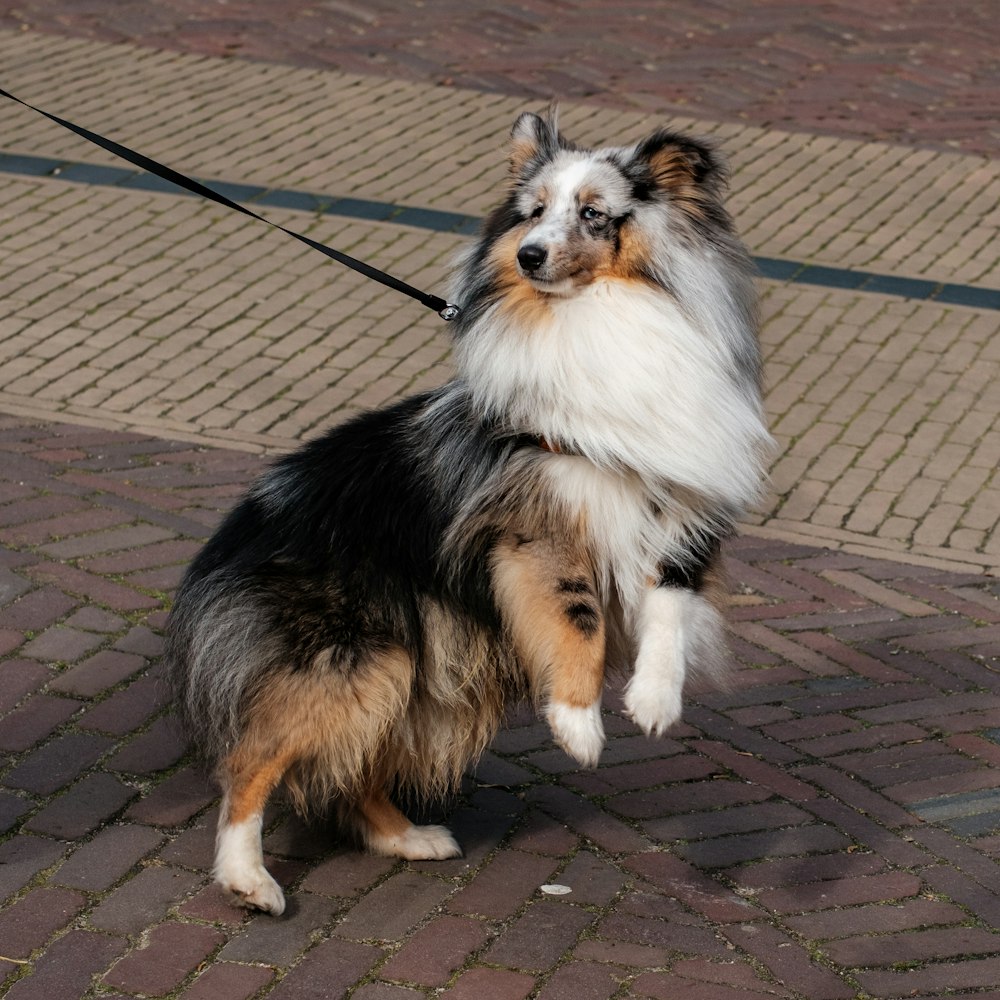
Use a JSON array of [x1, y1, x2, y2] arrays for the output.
[[164, 570, 284, 764]]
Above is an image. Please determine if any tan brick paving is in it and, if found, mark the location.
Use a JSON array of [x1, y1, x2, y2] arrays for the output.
[[0, 29, 998, 575], [3, 30, 1000, 287]]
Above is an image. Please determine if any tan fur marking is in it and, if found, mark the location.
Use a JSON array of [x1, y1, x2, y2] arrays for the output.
[[509, 137, 540, 176], [222, 749, 295, 826], [497, 281, 553, 328], [492, 535, 605, 709], [548, 622, 605, 708], [488, 231, 556, 326], [582, 244, 614, 282], [646, 146, 710, 220], [605, 222, 653, 282], [563, 211, 652, 287], [221, 647, 413, 819], [486, 227, 526, 278], [357, 789, 412, 843]]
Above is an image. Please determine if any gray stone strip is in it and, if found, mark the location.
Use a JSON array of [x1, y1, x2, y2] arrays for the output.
[[3, 150, 998, 311]]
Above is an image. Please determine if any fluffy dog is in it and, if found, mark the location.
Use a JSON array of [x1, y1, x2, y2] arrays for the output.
[[165, 111, 773, 914]]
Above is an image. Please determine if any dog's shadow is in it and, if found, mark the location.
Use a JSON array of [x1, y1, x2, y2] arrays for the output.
[[261, 774, 527, 887]]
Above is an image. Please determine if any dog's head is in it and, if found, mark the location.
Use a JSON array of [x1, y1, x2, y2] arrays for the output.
[[495, 111, 731, 295]]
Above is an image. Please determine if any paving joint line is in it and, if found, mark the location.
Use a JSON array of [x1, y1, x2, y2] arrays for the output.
[[3, 150, 999, 312]]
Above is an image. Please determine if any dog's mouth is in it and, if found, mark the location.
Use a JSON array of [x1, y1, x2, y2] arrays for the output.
[[520, 265, 592, 296], [524, 274, 577, 296]]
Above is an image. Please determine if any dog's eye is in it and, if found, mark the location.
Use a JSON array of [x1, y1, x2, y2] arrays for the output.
[[581, 206, 604, 222], [530, 205, 545, 219]]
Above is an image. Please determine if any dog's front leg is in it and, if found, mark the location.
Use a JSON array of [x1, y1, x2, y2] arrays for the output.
[[492, 535, 606, 767], [624, 543, 727, 737], [352, 788, 462, 861]]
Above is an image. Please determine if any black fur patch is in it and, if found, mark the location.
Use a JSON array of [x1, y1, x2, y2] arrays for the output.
[[180, 389, 515, 674], [658, 536, 721, 591], [564, 600, 601, 638]]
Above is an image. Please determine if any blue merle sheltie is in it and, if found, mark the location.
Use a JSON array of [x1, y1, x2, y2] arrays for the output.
[[165, 111, 773, 914]]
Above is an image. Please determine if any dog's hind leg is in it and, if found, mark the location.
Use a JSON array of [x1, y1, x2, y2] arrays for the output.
[[214, 745, 294, 915], [351, 788, 462, 861], [492, 536, 606, 768], [214, 644, 425, 908]]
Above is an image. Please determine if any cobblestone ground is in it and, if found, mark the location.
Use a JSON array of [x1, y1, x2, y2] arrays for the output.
[[0, 2, 999, 999], [0, 419, 998, 999]]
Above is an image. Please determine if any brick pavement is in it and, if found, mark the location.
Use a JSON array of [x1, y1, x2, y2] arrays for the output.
[[1, 0, 998, 158], [0, 419, 998, 998], [1, 28, 998, 571], [0, 5, 999, 999]]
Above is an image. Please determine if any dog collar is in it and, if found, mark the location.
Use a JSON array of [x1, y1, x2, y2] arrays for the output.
[[503, 431, 577, 456], [533, 435, 579, 456]]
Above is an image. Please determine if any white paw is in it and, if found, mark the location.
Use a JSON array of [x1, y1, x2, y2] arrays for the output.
[[623, 672, 683, 737], [215, 863, 286, 915], [371, 823, 463, 861], [214, 814, 286, 915], [547, 700, 605, 768]]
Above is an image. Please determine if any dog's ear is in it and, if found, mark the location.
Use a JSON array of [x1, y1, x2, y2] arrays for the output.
[[628, 129, 727, 199], [508, 111, 561, 175]]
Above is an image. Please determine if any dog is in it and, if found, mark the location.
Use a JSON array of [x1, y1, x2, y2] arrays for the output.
[[164, 110, 773, 915]]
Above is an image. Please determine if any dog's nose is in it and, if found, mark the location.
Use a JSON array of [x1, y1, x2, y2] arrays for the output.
[[517, 244, 547, 272]]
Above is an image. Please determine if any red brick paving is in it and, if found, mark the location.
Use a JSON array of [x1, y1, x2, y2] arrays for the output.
[[2, 0, 998, 157], [0, 417, 999, 1000], [3, 930, 128, 1000], [380, 913, 491, 986], [101, 921, 226, 996], [0, 886, 87, 961]]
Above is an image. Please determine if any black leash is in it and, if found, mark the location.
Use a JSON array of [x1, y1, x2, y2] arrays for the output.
[[0, 86, 461, 321]]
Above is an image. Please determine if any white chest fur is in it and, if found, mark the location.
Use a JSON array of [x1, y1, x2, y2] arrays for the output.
[[540, 453, 677, 618], [457, 279, 772, 617], [459, 280, 771, 508]]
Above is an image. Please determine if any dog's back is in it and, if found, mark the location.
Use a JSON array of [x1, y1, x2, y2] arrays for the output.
[[166, 388, 516, 768]]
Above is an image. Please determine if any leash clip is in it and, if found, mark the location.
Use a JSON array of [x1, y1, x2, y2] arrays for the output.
[[438, 303, 462, 322]]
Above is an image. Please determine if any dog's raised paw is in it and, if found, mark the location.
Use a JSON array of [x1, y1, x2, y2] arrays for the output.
[[623, 674, 683, 738], [547, 701, 605, 768]]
